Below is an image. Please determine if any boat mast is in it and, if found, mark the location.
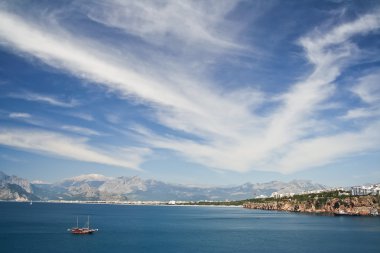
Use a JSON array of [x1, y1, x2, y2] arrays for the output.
[[76, 216, 78, 228], [87, 216, 90, 229]]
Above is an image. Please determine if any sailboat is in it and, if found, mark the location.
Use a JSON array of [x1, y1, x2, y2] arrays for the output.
[[68, 216, 98, 234]]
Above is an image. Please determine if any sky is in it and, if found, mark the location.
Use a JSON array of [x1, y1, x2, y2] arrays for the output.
[[0, 0, 380, 187]]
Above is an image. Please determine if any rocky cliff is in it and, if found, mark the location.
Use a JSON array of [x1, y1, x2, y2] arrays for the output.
[[0, 171, 40, 201], [243, 195, 380, 216]]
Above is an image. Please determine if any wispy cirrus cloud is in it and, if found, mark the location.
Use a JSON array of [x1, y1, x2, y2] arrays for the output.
[[0, 2, 379, 174], [0, 10, 206, 113], [6, 110, 102, 138], [276, 122, 380, 172], [351, 71, 380, 104], [9, 112, 31, 119], [342, 71, 380, 120], [6, 111, 49, 127], [8, 91, 79, 107], [67, 112, 94, 122], [342, 108, 380, 120], [61, 125, 102, 136], [0, 128, 148, 170], [83, 0, 242, 51], [133, 11, 380, 173]]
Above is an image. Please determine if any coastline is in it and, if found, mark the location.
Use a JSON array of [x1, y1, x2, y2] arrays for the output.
[[0, 200, 242, 208], [2, 194, 379, 216], [243, 195, 380, 216]]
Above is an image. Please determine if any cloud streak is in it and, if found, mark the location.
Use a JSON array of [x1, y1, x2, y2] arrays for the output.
[[0, 3, 379, 174], [61, 125, 102, 136], [351, 71, 380, 104], [9, 112, 31, 119], [0, 128, 147, 170], [84, 0, 242, 51], [9, 91, 79, 107]]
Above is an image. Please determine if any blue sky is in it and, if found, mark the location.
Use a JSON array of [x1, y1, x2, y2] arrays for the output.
[[0, 0, 380, 187]]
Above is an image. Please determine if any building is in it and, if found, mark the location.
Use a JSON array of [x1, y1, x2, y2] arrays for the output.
[[255, 195, 268, 199], [351, 184, 380, 196], [270, 192, 295, 198], [270, 192, 281, 198], [351, 186, 371, 195], [372, 186, 380, 195]]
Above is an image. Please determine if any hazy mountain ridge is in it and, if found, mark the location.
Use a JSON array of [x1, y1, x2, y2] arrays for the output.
[[0, 171, 39, 200], [0, 171, 328, 201]]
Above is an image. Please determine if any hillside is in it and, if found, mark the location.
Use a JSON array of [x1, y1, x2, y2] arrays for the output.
[[243, 191, 380, 216], [0, 171, 39, 201], [0, 171, 328, 201]]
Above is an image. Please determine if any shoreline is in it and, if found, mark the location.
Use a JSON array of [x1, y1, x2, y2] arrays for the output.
[[243, 195, 380, 217], [2, 194, 380, 217], [1, 199, 379, 216], [0, 200, 242, 208]]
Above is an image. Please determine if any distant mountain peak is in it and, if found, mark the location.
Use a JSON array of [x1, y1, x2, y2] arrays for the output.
[[66, 174, 112, 182], [1, 171, 329, 201], [0, 171, 38, 200], [31, 180, 51, 185]]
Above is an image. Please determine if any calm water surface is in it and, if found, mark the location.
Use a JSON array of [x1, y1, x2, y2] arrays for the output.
[[0, 202, 379, 253]]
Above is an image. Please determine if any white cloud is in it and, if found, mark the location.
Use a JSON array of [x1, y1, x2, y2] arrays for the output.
[[351, 71, 380, 104], [9, 112, 31, 119], [9, 91, 79, 107], [274, 122, 380, 173], [61, 125, 101, 136], [0, 5, 379, 174], [0, 128, 148, 170], [342, 107, 380, 120], [299, 13, 380, 66], [67, 112, 94, 121], [0, 10, 210, 114], [342, 71, 380, 120], [141, 11, 380, 173], [7, 112, 52, 128], [84, 0, 242, 51]]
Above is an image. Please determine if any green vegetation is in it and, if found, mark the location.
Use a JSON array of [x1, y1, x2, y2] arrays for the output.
[[244, 190, 351, 204], [180, 190, 353, 206]]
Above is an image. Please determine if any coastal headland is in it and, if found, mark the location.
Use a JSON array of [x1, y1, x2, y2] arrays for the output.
[[243, 192, 380, 216]]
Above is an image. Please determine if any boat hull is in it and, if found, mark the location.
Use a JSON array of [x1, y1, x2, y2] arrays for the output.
[[69, 228, 98, 234]]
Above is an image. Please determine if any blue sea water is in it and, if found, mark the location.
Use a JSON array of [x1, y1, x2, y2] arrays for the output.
[[0, 202, 379, 253]]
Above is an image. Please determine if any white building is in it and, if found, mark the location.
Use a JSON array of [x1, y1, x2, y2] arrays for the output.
[[351, 186, 371, 195], [255, 195, 268, 199], [351, 184, 380, 196], [270, 192, 295, 198], [372, 186, 380, 195], [270, 192, 281, 198]]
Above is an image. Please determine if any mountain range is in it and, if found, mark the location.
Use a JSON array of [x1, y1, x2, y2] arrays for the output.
[[0, 171, 328, 201]]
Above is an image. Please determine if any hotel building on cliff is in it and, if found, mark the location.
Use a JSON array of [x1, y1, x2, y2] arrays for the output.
[[351, 184, 380, 196]]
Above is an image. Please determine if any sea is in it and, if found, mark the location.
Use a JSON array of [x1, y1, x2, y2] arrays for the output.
[[0, 202, 379, 253]]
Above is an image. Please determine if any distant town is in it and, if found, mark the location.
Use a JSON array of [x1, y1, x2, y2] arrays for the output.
[[267, 184, 380, 199], [7, 184, 379, 207]]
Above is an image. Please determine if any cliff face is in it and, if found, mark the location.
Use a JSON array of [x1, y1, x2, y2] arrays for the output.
[[243, 196, 380, 216], [0, 171, 39, 201], [0, 183, 39, 201]]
